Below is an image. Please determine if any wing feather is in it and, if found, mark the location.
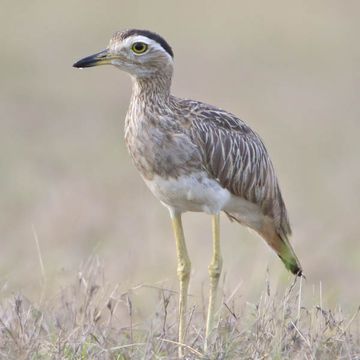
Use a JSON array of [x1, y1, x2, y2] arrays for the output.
[[187, 103, 291, 236]]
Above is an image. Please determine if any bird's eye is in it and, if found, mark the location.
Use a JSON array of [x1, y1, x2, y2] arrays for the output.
[[131, 42, 148, 54]]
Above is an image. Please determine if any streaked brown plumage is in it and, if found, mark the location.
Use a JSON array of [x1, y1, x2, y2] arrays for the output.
[[73, 29, 302, 356], [126, 83, 300, 274]]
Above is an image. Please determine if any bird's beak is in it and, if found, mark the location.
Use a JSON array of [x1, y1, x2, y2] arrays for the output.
[[73, 49, 113, 68]]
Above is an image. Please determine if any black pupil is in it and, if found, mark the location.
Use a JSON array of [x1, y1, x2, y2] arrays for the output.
[[134, 43, 145, 52]]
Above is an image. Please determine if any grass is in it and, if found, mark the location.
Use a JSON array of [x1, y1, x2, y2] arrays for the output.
[[0, 257, 358, 359]]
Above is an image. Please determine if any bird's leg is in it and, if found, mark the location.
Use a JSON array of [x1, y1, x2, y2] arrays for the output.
[[204, 213, 223, 352], [170, 210, 191, 358]]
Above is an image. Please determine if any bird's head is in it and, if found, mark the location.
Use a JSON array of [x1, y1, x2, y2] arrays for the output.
[[73, 29, 174, 79]]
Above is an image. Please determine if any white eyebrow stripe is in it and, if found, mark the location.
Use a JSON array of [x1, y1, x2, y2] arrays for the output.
[[122, 35, 172, 58], [123, 35, 159, 47]]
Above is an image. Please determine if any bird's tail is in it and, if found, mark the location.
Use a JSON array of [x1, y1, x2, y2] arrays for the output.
[[258, 221, 302, 276], [226, 212, 302, 276], [276, 233, 302, 276]]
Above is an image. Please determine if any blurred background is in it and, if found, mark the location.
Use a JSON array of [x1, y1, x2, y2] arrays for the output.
[[1, 1, 359, 311]]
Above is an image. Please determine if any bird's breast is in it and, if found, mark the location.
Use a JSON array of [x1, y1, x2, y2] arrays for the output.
[[125, 115, 202, 181]]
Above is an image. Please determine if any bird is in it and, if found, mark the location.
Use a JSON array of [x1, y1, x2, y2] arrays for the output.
[[73, 29, 302, 357]]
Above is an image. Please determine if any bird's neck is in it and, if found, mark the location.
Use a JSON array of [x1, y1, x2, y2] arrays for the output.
[[130, 71, 172, 104]]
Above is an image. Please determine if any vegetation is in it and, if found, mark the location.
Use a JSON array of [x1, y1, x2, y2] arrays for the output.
[[0, 257, 358, 359]]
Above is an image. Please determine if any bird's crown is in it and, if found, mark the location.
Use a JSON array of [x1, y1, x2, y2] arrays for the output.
[[110, 29, 174, 58]]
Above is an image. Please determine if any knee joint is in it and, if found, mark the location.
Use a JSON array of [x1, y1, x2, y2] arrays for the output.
[[177, 260, 191, 281], [208, 260, 223, 280]]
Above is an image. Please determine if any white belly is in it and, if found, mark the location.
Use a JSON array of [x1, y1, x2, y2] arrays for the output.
[[144, 172, 231, 214], [144, 171, 265, 230]]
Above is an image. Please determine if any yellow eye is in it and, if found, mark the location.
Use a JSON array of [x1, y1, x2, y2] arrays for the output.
[[131, 42, 148, 54]]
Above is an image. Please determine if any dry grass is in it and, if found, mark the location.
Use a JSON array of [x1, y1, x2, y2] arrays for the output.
[[0, 257, 358, 360]]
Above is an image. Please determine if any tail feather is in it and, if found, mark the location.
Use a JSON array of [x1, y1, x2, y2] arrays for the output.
[[225, 211, 302, 276], [258, 221, 302, 276], [277, 233, 302, 276]]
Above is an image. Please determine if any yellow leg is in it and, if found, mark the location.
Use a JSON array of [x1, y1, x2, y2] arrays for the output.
[[170, 210, 191, 358], [204, 213, 223, 352]]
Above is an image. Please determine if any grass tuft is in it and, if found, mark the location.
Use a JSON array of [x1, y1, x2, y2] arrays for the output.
[[0, 257, 358, 359]]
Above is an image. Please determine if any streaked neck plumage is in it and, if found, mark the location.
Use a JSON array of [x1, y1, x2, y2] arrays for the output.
[[125, 64, 174, 137], [130, 65, 173, 105]]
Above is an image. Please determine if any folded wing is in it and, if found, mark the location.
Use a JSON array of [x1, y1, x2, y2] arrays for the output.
[[187, 103, 301, 275]]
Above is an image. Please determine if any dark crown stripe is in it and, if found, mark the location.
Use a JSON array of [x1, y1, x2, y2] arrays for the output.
[[120, 29, 174, 58]]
